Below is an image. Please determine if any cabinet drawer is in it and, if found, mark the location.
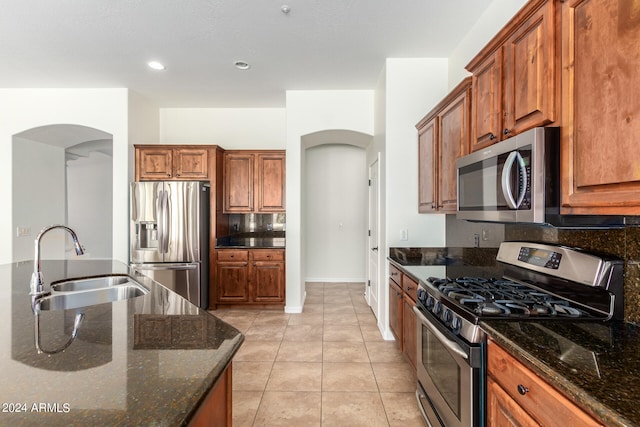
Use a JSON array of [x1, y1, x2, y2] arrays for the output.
[[250, 250, 285, 261], [389, 264, 402, 285], [216, 250, 248, 262], [403, 275, 418, 302], [487, 339, 602, 427]]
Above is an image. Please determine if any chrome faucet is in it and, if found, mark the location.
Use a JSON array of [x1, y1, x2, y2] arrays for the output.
[[30, 225, 85, 296]]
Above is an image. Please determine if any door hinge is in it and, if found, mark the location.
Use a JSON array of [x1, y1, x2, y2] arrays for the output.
[[368, 179, 371, 186], [367, 280, 371, 287], [368, 229, 371, 236]]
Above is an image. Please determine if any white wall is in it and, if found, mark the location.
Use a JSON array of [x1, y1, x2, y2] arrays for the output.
[[305, 144, 367, 282], [159, 108, 286, 148], [385, 58, 449, 249], [0, 88, 131, 265], [12, 138, 66, 261], [67, 152, 113, 258], [285, 91, 374, 313], [448, 0, 528, 88]]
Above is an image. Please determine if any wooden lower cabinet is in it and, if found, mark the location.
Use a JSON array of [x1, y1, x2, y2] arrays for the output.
[[188, 363, 232, 427], [215, 249, 285, 306], [388, 263, 418, 369], [487, 339, 603, 427]]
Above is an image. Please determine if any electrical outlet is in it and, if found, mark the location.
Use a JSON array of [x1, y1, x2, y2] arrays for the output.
[[482, 228, 490, 241], [400, 229, 408, 241], [16, 226, 31, 237], [474, 234, 480, 247]]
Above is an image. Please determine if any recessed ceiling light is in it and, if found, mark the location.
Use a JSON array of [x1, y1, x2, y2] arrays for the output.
[[147, 61, 166, 71], [234, 60, 251, 70], [281, 5, 291, 14]]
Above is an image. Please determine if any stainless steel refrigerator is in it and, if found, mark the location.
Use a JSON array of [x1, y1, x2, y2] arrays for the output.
[[129, 181, 209, 309]]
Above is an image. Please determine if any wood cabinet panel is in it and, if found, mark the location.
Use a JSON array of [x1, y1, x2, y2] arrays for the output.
[[223, 153, 254, 212], [417, 119, 437, 213], [135, 145, 209, 181], [503, 0, 555, 137], [487, 339, 602, 427], [389, 279, 403, 347], [223, 151, 285, 213], [487, 377, 539, 427], [188, 363, 232, 427], [560, 0, 640, 213], [467, 0, 555, 151], [417, 77, 471, 213], [215, 249, 285, 306], [471, 51, 503, 150], [402, 297, 417, 371], [256, 153, 286, 212], [439, 87, 471, 211]]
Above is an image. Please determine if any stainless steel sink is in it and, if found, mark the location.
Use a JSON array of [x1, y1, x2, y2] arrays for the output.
[[34, 275, 149, 311], [51, 275, 136, 292]]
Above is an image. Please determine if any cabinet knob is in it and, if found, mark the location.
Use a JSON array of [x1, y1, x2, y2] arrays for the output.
[[517, 384, 529, 395], [489, 133, 496, 141], [503, 128, 511, 136]]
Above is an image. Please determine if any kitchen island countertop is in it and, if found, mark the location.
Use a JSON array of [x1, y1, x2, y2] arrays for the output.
[[0, 259, 243, 426]]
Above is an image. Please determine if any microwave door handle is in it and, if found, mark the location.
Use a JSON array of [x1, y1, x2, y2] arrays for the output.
[[501, 151, 519, 209], [515, 152, 528, 208]]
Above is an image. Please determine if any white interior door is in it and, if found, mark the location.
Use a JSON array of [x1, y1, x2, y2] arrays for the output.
[[367, 155, 380, 320]]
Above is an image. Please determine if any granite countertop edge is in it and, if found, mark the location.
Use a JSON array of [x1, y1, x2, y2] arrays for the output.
[[481, 321, 632, 427]]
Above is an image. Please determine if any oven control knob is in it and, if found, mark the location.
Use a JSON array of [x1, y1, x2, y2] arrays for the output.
[[433, 301, 442, 315], [425, 296, 435, 310], [451, 317, 462, 334], [443, 309, 452, 324]]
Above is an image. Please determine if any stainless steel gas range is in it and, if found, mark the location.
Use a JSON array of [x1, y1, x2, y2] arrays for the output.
[[412, 241, 624, 427]]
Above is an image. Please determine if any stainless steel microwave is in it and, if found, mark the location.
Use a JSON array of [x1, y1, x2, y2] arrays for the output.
[[456, 127, 559, 224]]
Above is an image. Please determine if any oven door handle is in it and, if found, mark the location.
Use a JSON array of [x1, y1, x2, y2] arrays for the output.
[[414, 306, 468, 360]]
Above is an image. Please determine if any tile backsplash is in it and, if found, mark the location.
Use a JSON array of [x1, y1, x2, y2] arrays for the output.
[[504, 224, 640, 324]]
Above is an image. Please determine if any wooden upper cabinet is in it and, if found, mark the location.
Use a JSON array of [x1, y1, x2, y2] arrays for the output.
[[467, 0, 555, 151], [416, 77, 471, 213], [256, 153, 286, 213], [223, 150, 285, 213], [470, 50, 503, 151], [135, 145, 209, 181], [224, 152, 254, 212], [417, 118, 437, 213], [559, 0, 640, 214]]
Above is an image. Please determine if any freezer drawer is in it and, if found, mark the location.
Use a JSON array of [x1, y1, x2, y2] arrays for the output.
[[131, 263, 207, 309]]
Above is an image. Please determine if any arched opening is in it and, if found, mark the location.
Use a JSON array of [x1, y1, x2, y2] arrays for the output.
[[12, 124, 113, 262], [300, 129, 374, 308]]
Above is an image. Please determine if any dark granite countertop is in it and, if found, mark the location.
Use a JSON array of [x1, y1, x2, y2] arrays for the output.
[[388, 247, 502, 284], [216, 231, 285, 248], [482, 320, 640, 427], [0, 259, 243, 426]]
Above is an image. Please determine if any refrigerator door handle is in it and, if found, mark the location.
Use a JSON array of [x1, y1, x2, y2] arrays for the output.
[[161, 190, 170, 254]]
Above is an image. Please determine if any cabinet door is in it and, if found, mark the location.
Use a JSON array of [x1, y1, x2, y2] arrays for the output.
[[402, 297, 417, 371], [438, 87, 471, 212], [216, 262, 249, 302], [503, 0, 555, 137], [252, 261, 285, 302], [388, 279, 403, 347], [470, 49, 503, 151], [175, 148, 209, 180], [487, 377, 539, 427], [224, 152, 254, 213], [417, 119, 437, 213], [256, 152, 286, 212], [560, 0, 640, 213], [137, 148, 173, 180]]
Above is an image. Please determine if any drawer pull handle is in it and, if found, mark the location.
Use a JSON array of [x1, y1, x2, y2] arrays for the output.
[[517, 384, 529, 395]]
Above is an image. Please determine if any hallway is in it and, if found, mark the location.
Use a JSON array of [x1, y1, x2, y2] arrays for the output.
[[213, 282, 424, 426]]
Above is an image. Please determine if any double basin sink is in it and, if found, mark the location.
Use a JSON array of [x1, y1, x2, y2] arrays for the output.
[[33, 274, 149, 312]]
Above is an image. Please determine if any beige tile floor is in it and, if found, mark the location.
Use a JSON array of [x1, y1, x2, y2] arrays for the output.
[[212, 282, 425, 426]]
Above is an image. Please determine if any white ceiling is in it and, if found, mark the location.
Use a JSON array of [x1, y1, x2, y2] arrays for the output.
[[0, 0, 492, 108]]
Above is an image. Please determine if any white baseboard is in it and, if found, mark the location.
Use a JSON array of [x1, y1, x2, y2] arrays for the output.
[[304, 277, 367, 283], [284, 291, 306, 313]]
